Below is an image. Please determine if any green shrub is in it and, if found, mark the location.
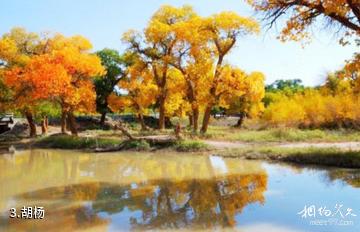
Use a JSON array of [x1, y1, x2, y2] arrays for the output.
[[36, 135, 120, 149], [174, 140, 208, 152], [122, 139, 150, 151]]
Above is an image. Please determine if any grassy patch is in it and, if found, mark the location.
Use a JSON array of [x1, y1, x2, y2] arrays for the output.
[[233, 128, 329, 142], [35, 134, 207, 152], [118, 139, 208, 152], [199, 127, 360, 142], [174, 140, 209, 152], [121, 140, 151, 151], [135, 129, 173, 136], [273, 147, 360, 168], [36, 135, 121, 150], [221, 147, 360, 168]]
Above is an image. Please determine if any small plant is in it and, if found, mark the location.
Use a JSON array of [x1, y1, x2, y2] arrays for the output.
[[174, 140, 209, 152], [122, 139, 150, 151]]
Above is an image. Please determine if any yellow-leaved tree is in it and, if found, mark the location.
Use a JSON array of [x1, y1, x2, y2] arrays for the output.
[[199, 13, 260, 133], [108, 58, 158, 130], [122, 5, 197, 130], [226, 72, 265, 127], [247, 0, 360, 96], [247, 0, 360, 42], [123, 6, 262, 133], [167, 13, 214, 131]]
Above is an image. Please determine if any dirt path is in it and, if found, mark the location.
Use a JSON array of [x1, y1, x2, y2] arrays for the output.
[[204, 140, 360, 150]]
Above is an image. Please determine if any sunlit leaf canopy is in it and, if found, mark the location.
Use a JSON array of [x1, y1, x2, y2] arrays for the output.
[[248, 0, 360, 42], [118, 5, 264, 131], [1, 3, 360, 134]]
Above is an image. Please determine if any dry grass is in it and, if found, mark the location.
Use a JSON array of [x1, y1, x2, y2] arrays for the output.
[[197, 126, 360, 142]]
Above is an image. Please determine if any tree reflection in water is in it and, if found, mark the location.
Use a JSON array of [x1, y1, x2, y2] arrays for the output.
[[10, 171, 267, 231], [3, 150, 359, 231], [324, 169, 360, 188]]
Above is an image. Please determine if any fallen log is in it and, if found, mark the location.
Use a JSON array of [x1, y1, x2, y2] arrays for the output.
[[94, 143, 126, 152], [114, 122, 136, 140], [115, 121, 178, 144], [137, 135, 178, 146]]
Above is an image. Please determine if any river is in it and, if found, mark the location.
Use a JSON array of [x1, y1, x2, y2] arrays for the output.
[[0, 149, 359, 231]]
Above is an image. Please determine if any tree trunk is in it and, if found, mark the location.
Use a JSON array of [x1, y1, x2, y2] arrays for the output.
[[185, 80, 198, 132], [25, 111, 37, 137], [41, 121, 46, 135], [199, 55, 224, 134], [193, 107, 199, 132], [201, 105, 212, 134], [100, 112, 106, 126], [175, 122, 181, 139], [235, 112, 245, 128], [41, 116, 48, 135], [158, 95, 166, 130], [138, 113, 148, 131], [45, 116, 49, 128], [115, 121, 135, 140], [61, 111, 67, 134], [188, 114, 193, 127], [66, 112, 78, 136]]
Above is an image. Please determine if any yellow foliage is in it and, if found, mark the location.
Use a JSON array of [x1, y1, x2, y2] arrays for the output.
[[214, 67, 266, 118], [145, 5, 196, 44], [247, 0, 360, 43], [227, 71, 265, 118], [0, 27, 40, 66], [164, 68, 190, 117], [123, 5, 261, 131], [263, 87, 360, 128], [342, 53, 360, 92], [108, 60, 158, 115]]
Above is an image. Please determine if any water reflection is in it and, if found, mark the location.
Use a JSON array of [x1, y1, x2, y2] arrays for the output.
[[0, 149, 359, 232], [325, 169, 360, 188], [11, 173, 266, 231], [0, 150, 267, 231]]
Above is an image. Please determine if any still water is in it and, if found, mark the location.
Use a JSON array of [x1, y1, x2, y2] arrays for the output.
[[0, 149, 359, 232]]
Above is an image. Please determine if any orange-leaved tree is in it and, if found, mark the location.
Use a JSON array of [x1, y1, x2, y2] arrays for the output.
[[3, 31, 104, 136], [0, 27, 46, 136], [35, 34, 104, 135]]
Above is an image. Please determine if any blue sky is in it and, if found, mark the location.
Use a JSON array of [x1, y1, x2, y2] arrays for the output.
[[0, 0, 356, 86]]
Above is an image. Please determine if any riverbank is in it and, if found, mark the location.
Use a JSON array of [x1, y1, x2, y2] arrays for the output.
[[1, 148, 359, 232], [2, 125, 360, 169], [33, 134, 209, 152], [1, 133, 359, 169], [199, 127, 360, 142], [214, 146, 360, 169]]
